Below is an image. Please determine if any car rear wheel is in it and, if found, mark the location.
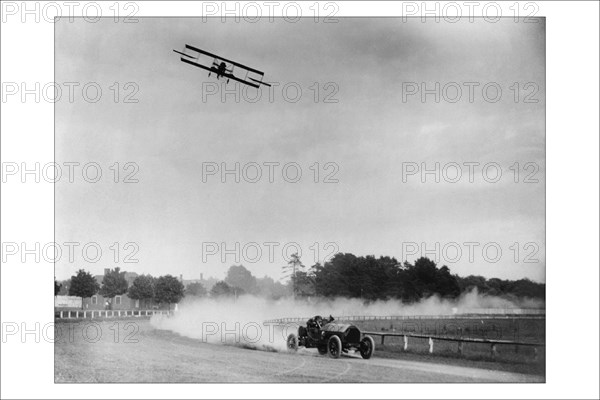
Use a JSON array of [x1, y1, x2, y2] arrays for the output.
[[359, 336, 375, 359], [287, 333, 298, 352], [328, 335, 342, 359]]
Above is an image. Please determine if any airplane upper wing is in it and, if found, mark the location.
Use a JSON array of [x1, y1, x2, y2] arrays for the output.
[[184, 44, 265, 76]]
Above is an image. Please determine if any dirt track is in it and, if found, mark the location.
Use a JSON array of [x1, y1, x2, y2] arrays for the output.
[[54, 321, 544, 383]]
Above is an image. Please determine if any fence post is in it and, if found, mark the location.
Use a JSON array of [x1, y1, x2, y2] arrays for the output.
[[533, 347, 538, 362], [491, 344, 498, 359], [403, 335, 408, 351], [60, 311, 64, 319], [118, 310, 121, 317], [380, 335, 385, 345], [458, 341, 463, 356], [68, 311, 71, 318], [83, 311, 86, 319], [429, 337, 434, 354]]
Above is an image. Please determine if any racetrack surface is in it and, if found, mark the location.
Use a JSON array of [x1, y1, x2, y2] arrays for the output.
[[54, 321, 544, 383]]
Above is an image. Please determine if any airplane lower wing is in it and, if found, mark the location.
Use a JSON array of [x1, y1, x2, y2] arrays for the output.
[[222, 72, 261, 89], [180, 57, 214, 73], [173, 49, 196, 59], [181, 57, 261, 89], [248, 77, 272, 87]]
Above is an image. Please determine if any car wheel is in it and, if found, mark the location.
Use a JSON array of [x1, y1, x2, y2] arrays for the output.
[[317, 346, 327, 355], [328, 335, 342, 359], [287, 333, 298, 352], [359, 336, 375, 359]]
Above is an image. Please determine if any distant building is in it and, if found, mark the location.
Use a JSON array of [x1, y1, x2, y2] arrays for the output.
[[182, 273, 217, 291], [56, 269, 189, 310], [83, 269, 144, 310], [78, 268, 148, 310]]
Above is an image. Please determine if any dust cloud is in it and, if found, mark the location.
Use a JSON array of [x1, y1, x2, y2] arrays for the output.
[[150, 290, 544, 350]]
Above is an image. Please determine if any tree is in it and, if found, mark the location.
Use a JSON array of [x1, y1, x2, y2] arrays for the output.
[[54, 278, 62, 296], [210, 280, 233, 298], [314, 253, 356, 298], [128, 274, 156, 309], [154, 275, 185, 310], [291, 270, 316, 298], [186, 282, 207, 298], [68, 269, 100, 309], [100, 267, 129, 309], [282, 253, 305, 299], [256, 275, 290, 299], [225, 265, 257, 294], [457, 275, 489, 294], [56, 279, 70, 295], [434, 265, 461, 298]]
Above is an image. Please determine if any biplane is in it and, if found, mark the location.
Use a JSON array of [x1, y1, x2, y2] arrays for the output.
[[173, 44, 271, 88]]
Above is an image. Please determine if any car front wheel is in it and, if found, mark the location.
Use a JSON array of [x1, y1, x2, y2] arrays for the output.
[[359, 336, 375, 359], [287, 333, 298, 352], [327, 335, 342, 359]]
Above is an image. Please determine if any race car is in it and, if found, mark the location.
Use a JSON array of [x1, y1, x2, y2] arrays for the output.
[[286, 315, 375, 359]]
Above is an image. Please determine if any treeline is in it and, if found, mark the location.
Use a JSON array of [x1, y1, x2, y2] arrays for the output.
[[55, 266, 290, 308], [56, 253, 545, 306], [57, 268, 185, 309], [292, 253, 545, 302], [189, 253, 544, 302]]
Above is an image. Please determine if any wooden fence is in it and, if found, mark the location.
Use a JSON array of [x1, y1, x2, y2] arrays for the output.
[[263, 313, 545, 324], [55, 309, 173, 319], [362, 330, 544, 360]]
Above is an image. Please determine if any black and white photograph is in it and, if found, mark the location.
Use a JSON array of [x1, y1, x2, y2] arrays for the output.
[[1, 1, 599, 398]]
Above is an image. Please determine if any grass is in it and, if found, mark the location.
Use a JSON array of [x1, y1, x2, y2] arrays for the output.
[[339, 316, 546, 375], [55, 316, 546, 382]]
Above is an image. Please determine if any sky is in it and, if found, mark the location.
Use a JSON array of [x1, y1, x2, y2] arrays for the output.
[[55, 17, 545, 283]]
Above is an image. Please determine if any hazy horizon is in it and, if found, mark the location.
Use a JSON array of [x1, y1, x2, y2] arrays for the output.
[[55, 18, 545, 283]]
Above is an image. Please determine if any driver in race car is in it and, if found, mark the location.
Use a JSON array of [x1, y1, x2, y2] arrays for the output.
[[307, 314, 335, 330]]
